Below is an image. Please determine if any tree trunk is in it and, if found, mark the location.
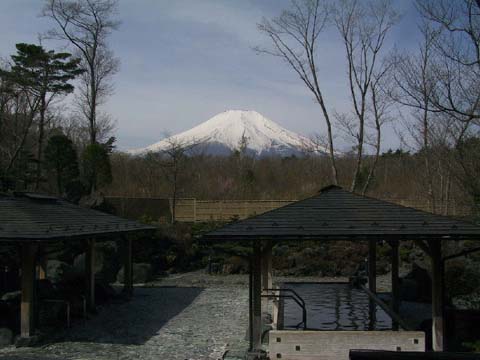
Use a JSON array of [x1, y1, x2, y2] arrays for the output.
[[34, 93, 47, 190], [89, 63, 97, 145], [317, 98, 339, 185]]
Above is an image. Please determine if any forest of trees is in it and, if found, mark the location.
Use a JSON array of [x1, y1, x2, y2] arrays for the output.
[[0, 0, 479, 218], [0, 0, 119, 199]]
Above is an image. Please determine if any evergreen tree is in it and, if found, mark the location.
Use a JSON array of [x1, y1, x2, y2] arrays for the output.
[[1, 43, 83, 189], [44, 134, 79, 195], [82, 143, 113, 193]]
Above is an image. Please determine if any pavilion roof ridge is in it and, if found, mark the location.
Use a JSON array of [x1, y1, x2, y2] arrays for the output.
[[0, 194, 156, 241]]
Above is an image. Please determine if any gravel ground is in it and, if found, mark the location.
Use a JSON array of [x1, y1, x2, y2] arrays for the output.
[[0, 271, 356, 360]]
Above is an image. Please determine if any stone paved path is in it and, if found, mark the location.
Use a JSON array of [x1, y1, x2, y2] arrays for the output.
[[0, 272, 249, 360], [0, 272, 349, 360]]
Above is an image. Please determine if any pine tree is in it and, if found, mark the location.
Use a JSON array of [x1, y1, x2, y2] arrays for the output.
[[1, 43, 83, 189]]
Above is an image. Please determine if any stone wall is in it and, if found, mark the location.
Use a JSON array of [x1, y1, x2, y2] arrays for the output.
[[269, 330, 425, 360]]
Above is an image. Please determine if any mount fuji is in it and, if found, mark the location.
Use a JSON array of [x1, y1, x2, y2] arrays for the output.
[[129, 110, 323, 157]]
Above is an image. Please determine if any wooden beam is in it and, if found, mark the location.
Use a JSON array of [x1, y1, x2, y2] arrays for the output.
[[248, 258, 253, 351], [368, 239, 377, 327], [429, 240, 444, 351], [443, 246, 480, 261], [368, 239, 377, 294], [361, 284, 412, 331], [261, 244, 272, 289], [252, 241, 262, 351], [37, 245, 47, 280], [123, 237, 133, 297], [85, 239, 96, 311], [350, 350, 479, 360], [391, 239, 400, 330], [261, 240, 273, 318], [21, 243, 37, 338]]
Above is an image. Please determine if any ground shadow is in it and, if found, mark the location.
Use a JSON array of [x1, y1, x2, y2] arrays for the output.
[[62, 286, 204, 346]]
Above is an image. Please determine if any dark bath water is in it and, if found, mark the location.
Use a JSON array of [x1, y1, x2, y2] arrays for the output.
[[282, 282, 393, 331]]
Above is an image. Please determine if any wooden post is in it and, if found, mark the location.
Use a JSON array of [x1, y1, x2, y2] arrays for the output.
[[37, 245, 47, 280], [261, 241, 273, 318], [429, 240, 444, 351], [248, 257, 253, 351], [193, 198, 197, 223], [368, 239, 377, 326], [262, 242, 273, 290], [85, 239, 96, 311], [123, 237, 133, 296], [252, 241, 262, 351], [21, 243, 37, 338], [391, 239, 400, 330]]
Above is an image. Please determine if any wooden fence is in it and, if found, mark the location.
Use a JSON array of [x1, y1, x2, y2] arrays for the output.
[[106, 197, 472, 223], [175, 199, 296, 222]]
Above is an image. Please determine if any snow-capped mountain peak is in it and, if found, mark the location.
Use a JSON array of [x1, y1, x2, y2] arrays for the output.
[[129, 110, 320, 156]]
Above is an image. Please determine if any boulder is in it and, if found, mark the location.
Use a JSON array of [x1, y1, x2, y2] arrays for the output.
[[15, 335, 40, 347], [452, 288, 480, 310], [222, 256, 248, 274], [0, 291, 20, 303], [46, 260, 75, 284], [117, 263, 152, 284], [73, 241, 120, 284], [0, 328, 12, 347], [400, 263, 432, 302]]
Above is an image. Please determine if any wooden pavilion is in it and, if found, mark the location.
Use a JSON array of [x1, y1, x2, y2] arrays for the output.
[[0, 192, 155, 341], [204, 185, 480, 356]]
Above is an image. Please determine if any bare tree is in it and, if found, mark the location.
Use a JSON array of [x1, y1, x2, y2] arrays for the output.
[[156, 136, 202, 224], [361, 62, 393, 195], [334, 0, 398, 192], [416, 0, 480, 121], [407, 0, 480, 212], [390, 22, 441, 211], [256, 0, 339, 185], [42, 0, 120, 145]]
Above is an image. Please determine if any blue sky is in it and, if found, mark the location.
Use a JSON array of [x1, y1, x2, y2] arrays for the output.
[[0, 0, 421, 151]]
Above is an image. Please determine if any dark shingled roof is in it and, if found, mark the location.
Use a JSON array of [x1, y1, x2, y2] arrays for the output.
[[0, 193, 156, 241], [204, 185, 480, 241]]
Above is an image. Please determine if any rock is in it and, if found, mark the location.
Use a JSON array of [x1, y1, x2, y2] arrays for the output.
[[452, 288, 480, 310], [117, 263, 152, 284], [15, 334, 40, 347], [73, 253, 97, 274], [222, 256, 248, 274], [400, 263, 432, 302], [73, 242, 121, 284], [1, 291, 20, 302], [0, 327, 13, 347], [273, 245, 289, 257], [46, 260, 75, 284], [208, 262, 221, 274], [302, 247, 315, 257]]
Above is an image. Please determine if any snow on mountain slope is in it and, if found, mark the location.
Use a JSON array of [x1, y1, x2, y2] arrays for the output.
[[129, 110, 324, 157]]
